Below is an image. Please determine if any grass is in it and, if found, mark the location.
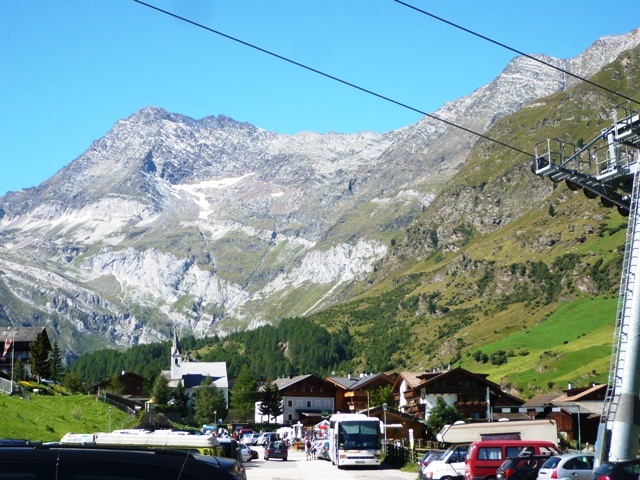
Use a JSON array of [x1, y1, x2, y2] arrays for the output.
[[0, 394, 136, 442], [456, 295, 616, 397]]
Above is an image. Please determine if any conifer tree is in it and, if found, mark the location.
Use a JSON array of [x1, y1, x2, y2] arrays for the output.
[[231, 365, 258, 423], [152, 373, 171, 406], [30, 331, 51, 382], [172, 380, 190, 418], [194, 376, 228, 426], [259, 378, 274, 422], [48, 341, 63, 383]]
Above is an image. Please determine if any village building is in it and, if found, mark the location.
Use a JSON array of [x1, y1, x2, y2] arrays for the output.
[[161, 327, 228, 407], [326, 372, 396, 413], [0, 326, 51, 378], [255, 374, 337, 425], [523, 383, 606, 447], [90, 371, 146, 398], [393, 366, 524, 421]]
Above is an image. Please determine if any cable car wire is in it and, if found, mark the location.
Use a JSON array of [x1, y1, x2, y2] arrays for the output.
[[133, 0, 533, 157], [394, 0, 640, 106]]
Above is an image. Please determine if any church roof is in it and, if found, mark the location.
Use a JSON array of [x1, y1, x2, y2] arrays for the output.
[[163, 361, 228, 389]]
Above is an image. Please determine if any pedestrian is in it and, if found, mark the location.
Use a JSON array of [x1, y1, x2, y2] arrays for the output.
[[305, 438, 312, 461], [311, 442, 317, 460]]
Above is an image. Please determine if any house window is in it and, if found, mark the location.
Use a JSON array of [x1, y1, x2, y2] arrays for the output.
[[288, 400, 293, 407], [297, 400, 303, 407], [307, 401, 311, 408], [288, 414, 293, 420], [301, 386, 306, 392], [319, 387, 323, 392], [324, 400, 331, 408]]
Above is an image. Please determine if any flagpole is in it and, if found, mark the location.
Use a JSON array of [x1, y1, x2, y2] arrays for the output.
[[10, 327, 14, 395]]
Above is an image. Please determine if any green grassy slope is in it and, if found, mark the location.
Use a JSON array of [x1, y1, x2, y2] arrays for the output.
[[0, 394, 135, 442]]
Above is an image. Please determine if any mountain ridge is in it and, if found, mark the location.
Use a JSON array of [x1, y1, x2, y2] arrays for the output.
[[0, 27, 639, 366]]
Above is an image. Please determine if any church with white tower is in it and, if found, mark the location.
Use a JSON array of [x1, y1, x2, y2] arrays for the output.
[[161, 327, 229, 406]]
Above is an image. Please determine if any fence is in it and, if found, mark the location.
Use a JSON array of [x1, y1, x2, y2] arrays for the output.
[[384, 438, 444, 466]]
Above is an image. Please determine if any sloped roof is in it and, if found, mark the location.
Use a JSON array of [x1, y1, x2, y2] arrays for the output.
[[162, 360, 228, 389], [523, 394, 561, 407], [414, 367, 524, 405], [0, 326, 49, 344], [562, 383, 606, 402], [327, 372, 394, 391], [395, 372, 424, 390], [273, 374, 315, 390]]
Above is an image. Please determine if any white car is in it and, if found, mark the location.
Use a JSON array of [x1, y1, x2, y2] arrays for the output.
[[537, 453, 594, 480], [239, 443, 252, 463]]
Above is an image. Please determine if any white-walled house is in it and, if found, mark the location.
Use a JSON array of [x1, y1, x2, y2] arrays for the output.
[[255, 374, 336, 425]]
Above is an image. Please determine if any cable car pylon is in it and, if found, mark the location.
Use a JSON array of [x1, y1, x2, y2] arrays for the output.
[[532, 102, 640, 464]]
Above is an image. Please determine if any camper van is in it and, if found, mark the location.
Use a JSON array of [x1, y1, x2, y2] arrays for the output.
[[422, 420, 559, 480]]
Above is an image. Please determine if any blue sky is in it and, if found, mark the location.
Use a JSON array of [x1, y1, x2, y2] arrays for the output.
[[1, 1, 639, 197]]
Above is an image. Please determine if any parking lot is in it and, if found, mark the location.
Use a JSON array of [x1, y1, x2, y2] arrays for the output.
[[245, 448, 417, 480]]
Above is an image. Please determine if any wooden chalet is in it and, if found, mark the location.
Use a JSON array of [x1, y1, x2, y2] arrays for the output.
[[366, 404, 428, 440], [0, 326, 51, 377], [524, 383, 606, 446], [326, 372, 396, 413], [90, 371, 146, 398], [393, 366, 524, 421]]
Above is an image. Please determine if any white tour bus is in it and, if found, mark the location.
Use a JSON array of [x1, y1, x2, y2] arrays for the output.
[[328, 413, 382, 468]]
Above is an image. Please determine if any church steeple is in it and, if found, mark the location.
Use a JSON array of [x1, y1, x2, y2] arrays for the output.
[[171, 326, 181, 357], [170, 326, 182, 380]]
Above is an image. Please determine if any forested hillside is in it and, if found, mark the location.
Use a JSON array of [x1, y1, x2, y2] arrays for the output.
[[68, 318, 355, 387]]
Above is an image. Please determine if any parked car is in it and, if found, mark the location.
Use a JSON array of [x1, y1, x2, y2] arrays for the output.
[[496, 455, 551, 480], [0, 444, 245, 479], [264, 441, 288, 461], [258, 432, 278, 446], [538, 453, 595, 480], [244, 433, 260, 446], [419, 450, 446, 480], [250, 447, 259, 460], [592, 459, 640, 480], [239, 443, 252, 463]]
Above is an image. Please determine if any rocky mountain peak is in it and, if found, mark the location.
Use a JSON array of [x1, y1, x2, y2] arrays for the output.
[[0, 28, 639, 358]]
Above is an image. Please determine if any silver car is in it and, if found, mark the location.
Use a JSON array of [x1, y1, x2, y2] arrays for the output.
[[537, 453, 594, 480]]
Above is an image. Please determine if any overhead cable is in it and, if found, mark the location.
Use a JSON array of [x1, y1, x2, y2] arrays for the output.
[[133, 0, 533, 157], [394, 0, 640, 106]]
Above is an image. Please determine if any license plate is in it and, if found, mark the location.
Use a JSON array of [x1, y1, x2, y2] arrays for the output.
[[356, 461, 365, 464]]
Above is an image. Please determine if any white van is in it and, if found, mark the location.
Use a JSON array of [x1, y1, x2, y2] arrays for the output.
[[422, 443, 469, 480]]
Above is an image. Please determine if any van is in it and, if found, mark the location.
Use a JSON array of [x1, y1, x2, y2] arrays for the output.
[[422, 443, 470, 480], [465, 440, 561, 480], [0, 444, 245, 480]]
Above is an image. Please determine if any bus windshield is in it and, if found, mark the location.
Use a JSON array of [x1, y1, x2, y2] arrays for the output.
[[338, 421, 380, 449]]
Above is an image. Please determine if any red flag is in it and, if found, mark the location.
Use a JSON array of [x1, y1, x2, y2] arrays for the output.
[[1, 338, 12, 361]]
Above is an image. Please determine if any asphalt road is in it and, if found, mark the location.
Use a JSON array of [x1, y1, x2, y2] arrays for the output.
[[244, 449, 417, 480]]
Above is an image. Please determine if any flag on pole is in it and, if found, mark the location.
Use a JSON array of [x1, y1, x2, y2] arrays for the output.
[[1, 338, 12, 361]]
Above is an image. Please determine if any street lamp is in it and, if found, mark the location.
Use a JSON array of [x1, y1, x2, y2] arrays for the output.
[[382, 403, 388, 446], [214, 410, 217, 427]]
